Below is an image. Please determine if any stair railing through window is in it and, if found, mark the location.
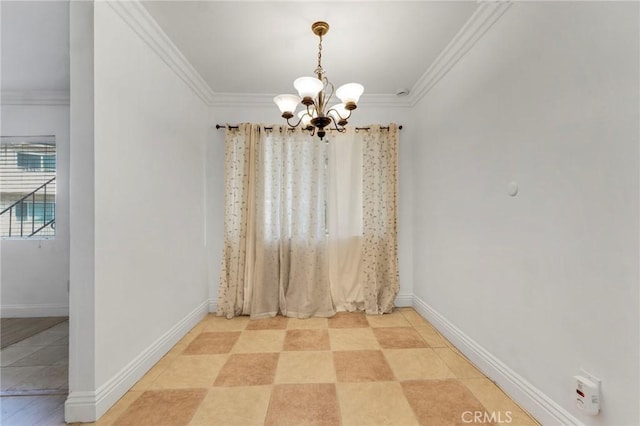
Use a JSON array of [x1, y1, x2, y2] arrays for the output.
[[0, 136, 56, 238]]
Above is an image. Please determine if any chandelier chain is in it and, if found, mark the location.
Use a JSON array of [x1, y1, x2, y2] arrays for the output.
[[316, 34, 324, 75]]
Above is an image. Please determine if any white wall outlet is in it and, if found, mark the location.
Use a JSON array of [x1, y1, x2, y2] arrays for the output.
[[574, 369, 601, 415]]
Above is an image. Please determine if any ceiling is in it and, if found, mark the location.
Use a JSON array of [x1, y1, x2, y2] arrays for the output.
[[142, 1, 478, 96], [0, 1, 479, 98]]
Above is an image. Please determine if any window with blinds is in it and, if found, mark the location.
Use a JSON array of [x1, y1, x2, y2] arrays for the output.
[[0, 136, 56, 238]]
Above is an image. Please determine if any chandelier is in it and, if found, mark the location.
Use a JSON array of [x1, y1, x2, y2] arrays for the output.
[[273, 21, 364, 140]]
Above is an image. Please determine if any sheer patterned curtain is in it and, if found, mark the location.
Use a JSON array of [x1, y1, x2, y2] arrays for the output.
[[327, 125, 399, 314], [218, 124, 333, 319], [218, 123, 399, 318], [360, 124, 399, 313]]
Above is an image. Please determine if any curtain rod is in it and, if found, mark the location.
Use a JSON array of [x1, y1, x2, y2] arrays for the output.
[[215, 124, 402, 131]]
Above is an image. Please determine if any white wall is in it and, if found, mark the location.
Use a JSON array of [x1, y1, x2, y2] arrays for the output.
[[93, 0, 209, 387], [1, 104, 70, 317], [411, 2, 638, 425], [207, 102, 415, 308], [67, 2, 210, 421], [68, 1, 96, 419]]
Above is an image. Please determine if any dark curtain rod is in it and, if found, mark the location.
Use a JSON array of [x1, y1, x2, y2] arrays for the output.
[[216, 124, 402, 131]]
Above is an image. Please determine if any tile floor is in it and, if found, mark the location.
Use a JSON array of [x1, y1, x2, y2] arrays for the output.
[[82, 308, 539, 426], [1, 320, 69, 425]]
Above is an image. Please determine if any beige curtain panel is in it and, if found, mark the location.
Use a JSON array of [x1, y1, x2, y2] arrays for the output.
[[217, 123, 399, 319]]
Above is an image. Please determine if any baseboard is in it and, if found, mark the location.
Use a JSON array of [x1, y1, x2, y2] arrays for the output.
[[412, 295, 582, 426], [64, 299, 209, 422], [1, 303, 69, 318], [394, 293, 413, 308]]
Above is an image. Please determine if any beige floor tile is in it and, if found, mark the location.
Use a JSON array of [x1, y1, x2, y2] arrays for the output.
[[462, 378, 539, 425], [334, 350, 395, 382], [214, 353, 279, 387], [246, 316, 289, 330], [384, 348, 456, 381], [165, 331, 200, 357], [399, 309, 429, 327], [337, 381, 419, 426], [366, 311, 412, 328], [231, 330, 285, 353], [188, 322, 206, 336], [433, 348, 486, 379], [183, 332, 240, 355], [265, 383, 341, 426], [131, 356, 175, 391], [328, 328, 380, 351], [201, 315, 250, 332], [373, 327, 429, 349], [402, 379, 489, 425], [286, 317, 328, 329], [283, 329, 330, 351], [414, 325, 449, 347], [113, 389, 207, 426], [328, 312, 369, 328], [275, 351, 336, 384], [189, 386, 271, 426], [150, 355, 228, 389], [95, 391, 144, 425]]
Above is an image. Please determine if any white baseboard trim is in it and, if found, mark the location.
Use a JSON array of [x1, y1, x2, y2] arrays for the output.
[[208, 298, 217, 313], [64, 299, 209, 423], [412, 295, 582, 426], [1, 304, 69, 318], [394, 293, 413, 308]]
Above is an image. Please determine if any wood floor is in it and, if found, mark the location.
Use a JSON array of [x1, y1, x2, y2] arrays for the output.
[[0, 318, 68, 425], [1, 317, 68, 349]]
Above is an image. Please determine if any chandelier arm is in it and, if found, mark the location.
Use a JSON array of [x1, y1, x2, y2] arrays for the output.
[[328, 116, 347, 132], [285, 115, 304, 128], [320, 77, 335, 114], [326, 106, 352, 122]]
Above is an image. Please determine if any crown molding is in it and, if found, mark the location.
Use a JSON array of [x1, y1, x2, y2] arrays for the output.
[[106, 0, 215, 106], [91, 0, 509, 110], [210, 93, 275, 108], [210, 92, 412, 109], [407, 0, 512, 106], [1, 90, 70, 106]]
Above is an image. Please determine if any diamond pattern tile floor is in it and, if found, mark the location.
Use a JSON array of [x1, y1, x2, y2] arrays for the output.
[[80, 309, 540, 425]]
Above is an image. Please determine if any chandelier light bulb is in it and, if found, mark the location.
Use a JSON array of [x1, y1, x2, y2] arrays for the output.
[[328, 103, 349, 122], [274, 94, 301, 116], [336, 83, 364, 107], [294, 77, 324, 102]]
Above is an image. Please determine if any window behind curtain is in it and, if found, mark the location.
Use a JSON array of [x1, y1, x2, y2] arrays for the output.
[[0, 136, 56, 238]]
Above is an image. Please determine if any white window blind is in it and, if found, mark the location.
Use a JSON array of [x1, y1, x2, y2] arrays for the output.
[[0, 135, 56, 238]]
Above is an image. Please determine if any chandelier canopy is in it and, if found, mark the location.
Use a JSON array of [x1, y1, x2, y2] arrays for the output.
[[273, 21, 364, 140]]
